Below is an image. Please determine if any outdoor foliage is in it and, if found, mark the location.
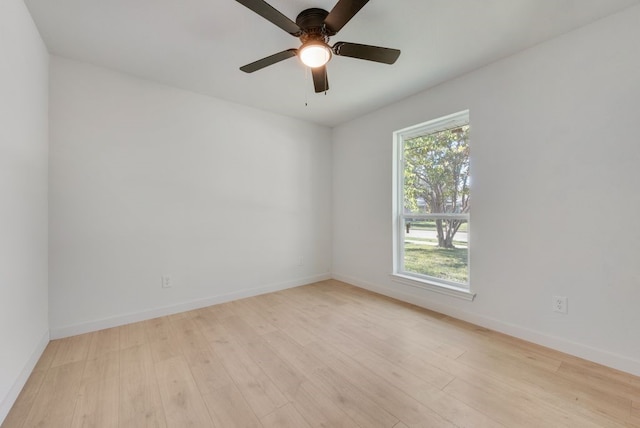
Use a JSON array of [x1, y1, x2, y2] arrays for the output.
[[404, 125, 470, 248]]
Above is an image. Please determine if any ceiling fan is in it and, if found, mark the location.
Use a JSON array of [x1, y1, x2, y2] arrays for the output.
[[235, 0, 401, 93]]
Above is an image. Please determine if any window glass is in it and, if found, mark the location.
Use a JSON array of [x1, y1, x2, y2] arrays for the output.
[[395, 111, 470, 288]]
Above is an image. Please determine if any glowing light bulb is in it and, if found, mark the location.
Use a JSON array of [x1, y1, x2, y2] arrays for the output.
[[299, 42, 332, 68]]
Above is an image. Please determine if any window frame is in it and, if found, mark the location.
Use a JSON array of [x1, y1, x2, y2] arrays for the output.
[[391, 110, 475, 301]]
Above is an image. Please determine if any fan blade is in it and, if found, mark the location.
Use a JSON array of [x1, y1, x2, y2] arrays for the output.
[[240, 49, 298, 73], [333, 42, 400, 64], [324, 0, 369, 34], [311, 66, 329, 93], [235, 0, 301, 36]]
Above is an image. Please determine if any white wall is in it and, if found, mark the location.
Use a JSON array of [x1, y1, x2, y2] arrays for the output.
[[333, 5, 640, 376], [49, 57, 332, 336], [0, 0, 50, 422]]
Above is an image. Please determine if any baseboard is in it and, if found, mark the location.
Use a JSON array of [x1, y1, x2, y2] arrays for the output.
[[50, 273, 332, 339], [0, 329, 49, 425], [332, 272, 640, 377]]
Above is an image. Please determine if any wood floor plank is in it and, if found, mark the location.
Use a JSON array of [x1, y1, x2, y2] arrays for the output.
[[207, 321, 287, 418], [193, 305, 237, 344], [399, 340, 626, 427], [335, 293, 467, 359], [455, 348, 631, 424], [21, 360, 85, 427], [350, 349, 503, 428], [262, 329, 326, 373], [86, 327, 120, 360], [308, 367, 399, 428], [290, 380, 360, 428], [305, 340, 455, 427], [329, 289, 422, 330], [245, 291, 285, 308], [119, 321, 148, 350], [443, 375, 615, 428], [477, 325, 640, 393], [50, 332, 92, 367], [144, 317, 173, 342], [265, 333, 452, 426], [354, 346, 454, 390], [283, 306, 368, 357], [7, 280, 640, 428], [444, 377, 554, 428], [202, 384, 261, 428], [264, 314, 397, 427], [168, 316, 215, 365], [260, 403, 312, 428], [71, 376, 119, 427], [300, 282, 352, 307], [187, 350, 233, 397], [346, 339, 505, 428], [631, 401, 640, 426], [154, 356, 213, 427], [277, 287, 336, 319], [422, 353, 619, 427], [556, 360, 640, 401], [330, 290, 624, 426], [1, 369, 47, 428], [83, 345, 120, 383], [239, 298, 318, 346], [223, 318, 307, 400], [201, 301, 236, 322], [32, 340, 61, 372], [168, 316, 232, 395], [229, 298, 279, 335], [119, 343, 167, 428], [328, 313, 455, 388], [144, 317, 182, 364], [447, 319, 563, 373]]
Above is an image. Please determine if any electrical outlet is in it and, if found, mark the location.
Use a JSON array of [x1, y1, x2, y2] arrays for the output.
[[552, 296, 568, 314], [161, 275, 172, 288]]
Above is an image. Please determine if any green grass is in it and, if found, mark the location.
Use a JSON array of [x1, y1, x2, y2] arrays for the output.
[[403, 243, 468, 284]]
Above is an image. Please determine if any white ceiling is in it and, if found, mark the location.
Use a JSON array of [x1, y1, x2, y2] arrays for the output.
[[24, 0, 639, 127]]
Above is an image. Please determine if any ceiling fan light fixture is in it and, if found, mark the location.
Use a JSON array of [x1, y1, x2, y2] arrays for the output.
[[236, 0, 401, 93], [299, 41, 332, 68]]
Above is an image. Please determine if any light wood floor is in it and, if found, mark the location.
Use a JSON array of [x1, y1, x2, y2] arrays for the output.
[[3, 280, 640, 427]]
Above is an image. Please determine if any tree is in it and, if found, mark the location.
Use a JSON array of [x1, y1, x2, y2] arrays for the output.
[[404, 125, 469, 248]]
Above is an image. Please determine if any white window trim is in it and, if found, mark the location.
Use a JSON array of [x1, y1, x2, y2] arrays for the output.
[[392, 110, 475, 300], [390, 273, 476, 301]]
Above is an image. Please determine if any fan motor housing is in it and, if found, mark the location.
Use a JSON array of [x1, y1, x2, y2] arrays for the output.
[[296, 8, 335, 37]]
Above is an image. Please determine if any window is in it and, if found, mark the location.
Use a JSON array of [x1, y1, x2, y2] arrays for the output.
[[392, 111, 474, 299]]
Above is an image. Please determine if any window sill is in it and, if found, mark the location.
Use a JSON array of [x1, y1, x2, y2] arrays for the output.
[[390, 273, 476, 301]]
